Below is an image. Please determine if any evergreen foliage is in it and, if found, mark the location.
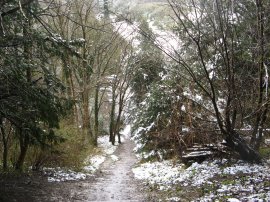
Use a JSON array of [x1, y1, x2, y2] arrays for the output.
[[132, 0, 270, 162], [131, 19, 165, 103], [1, 0, 269, 171], [0, 0, 71, 170]]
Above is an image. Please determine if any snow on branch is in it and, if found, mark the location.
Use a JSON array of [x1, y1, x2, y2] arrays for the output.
[[263, 63, 269, 99]]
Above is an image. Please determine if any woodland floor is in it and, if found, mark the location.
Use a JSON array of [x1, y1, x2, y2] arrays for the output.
[[0, 140, 158, 202]]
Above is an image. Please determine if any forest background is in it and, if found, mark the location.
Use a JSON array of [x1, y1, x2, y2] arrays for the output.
[[0, 0, 270, 173]]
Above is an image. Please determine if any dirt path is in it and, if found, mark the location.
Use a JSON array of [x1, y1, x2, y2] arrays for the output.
[[72, 139, 147, 201], [0, 139, 151, 202]]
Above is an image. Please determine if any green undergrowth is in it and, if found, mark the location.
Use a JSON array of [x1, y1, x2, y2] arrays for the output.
[[145, 183, 202, 202], [0, 119, 101, 173], [259, 146, 270, 159], [142, 167, 268, 201], [25, 119, 99, 171]]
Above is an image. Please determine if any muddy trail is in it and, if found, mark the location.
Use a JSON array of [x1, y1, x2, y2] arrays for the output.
[[0, 139, 155, 202], [71, 139, 148, 201]]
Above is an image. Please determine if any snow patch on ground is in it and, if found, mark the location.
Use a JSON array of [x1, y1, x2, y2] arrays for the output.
[[166, 197, 181, 201], [113, 19, 140, 48], [111, 154, 119, 162], [43, 167, 91, 182], [84, 155, 106, 172], [148, 21, 180, 56], [227, 198, 241, 202], [132, 160, 184, 190], [133, 159, 270, 201], [132, 160, 220, 189], [98, 135, 118, 155], [45, 130, 129, 182], [84, 135, 122, 173], [121, 124, 131, 139]]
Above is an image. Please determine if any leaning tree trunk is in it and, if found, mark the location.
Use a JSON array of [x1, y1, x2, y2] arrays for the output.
[[225, 131, 261, 163]]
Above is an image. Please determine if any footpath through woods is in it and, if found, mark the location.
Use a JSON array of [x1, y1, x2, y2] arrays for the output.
[[0, 139, 154, 202], [73, 139, 148, 201]]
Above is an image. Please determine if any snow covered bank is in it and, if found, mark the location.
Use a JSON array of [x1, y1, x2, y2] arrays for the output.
[[43, 167, 91, 182], [83, 155, 106, 173], [132, 159, 270, 201], [84, 126, 131, 173], [44, 125, 131, 183], [43, 135, 116, 182]]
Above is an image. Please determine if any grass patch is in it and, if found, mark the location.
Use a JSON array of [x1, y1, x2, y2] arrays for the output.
[[264, 181, 270, 187], [222, 178, 236, 185], [259, 147, 270, 159], [145, 184, 200, 202]]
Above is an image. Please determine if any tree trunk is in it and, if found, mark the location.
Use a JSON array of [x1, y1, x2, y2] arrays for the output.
[[116, 100, 123, 144], [69, 73, 79, 129], [117, 131, 121, 144], [225, 131, 261, 163], [109, 87, 116, 144], [15, 8, 31, 171], [82, 89, 91, 130], [15, 131, 30, 170], [103, 0, 109, 18], [250, 0, 266, 150], [254, 108, 268, 150], [0, 120, 8, 170], [93, 85, 99, 146], [3, 141, 8, 170]]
